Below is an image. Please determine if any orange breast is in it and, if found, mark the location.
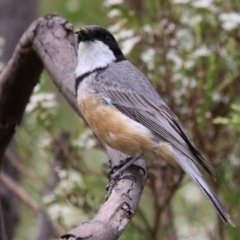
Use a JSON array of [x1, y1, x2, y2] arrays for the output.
[[78, 92, 155, 156], [78, 92, 180, 168]]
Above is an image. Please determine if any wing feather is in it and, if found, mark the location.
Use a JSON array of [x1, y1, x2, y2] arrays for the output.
[[94, 62, 215, 177]]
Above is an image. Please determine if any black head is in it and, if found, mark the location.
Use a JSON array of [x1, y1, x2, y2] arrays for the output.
[[75, 25, 125, 61]]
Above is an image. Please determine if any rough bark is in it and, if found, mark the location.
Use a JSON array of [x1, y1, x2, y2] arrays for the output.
[[0, 27, 43, 160], [0, 15, 147, 240], [0, 1, 39, 239]]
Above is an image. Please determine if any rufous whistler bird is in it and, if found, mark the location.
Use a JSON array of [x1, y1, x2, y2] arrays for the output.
[[74, 25, 234, 226]]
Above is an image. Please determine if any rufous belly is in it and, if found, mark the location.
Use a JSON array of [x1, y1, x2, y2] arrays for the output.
[[78, 92, 179, 168]]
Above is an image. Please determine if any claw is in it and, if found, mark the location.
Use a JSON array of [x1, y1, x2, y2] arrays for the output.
[[105, 153, 143, 200], [108, 157, 132, 179]]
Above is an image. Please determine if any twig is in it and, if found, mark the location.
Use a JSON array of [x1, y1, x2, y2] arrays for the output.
[[0, 172, 39, 213], [0, 171, 63, 237], [147, 166, 183, 239], [5, 148, 44, 191]]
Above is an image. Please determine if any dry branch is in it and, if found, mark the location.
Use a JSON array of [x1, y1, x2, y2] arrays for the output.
[[0, 15, 147, 240], [0, 171, 63, 237], [0, 172, 38, 213], [6, 148, 44, 191]]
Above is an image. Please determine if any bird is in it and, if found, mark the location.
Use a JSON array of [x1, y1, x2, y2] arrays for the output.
[[74, 25, 234, 226]]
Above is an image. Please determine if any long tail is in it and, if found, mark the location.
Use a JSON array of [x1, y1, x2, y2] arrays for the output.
[[174, 150, 235, 227]]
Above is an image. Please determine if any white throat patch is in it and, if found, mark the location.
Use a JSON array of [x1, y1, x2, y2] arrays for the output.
[[75, 40, 116, 77]]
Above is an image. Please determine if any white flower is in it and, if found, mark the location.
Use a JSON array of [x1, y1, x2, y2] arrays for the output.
[[167, 49, 183, 70], [108, 9, 121, 18], [39, 134, 51, 148], [104, 0, 123, 6], [26, 92, 57, 113], [55, 170, 83, 195], [191, 46, 211, 58], [73, 129, 97, 149], [167, 23, 176, 33], [212, 92, 221, 102], [43, 194, 56, 204], [58, 169, 67, 178], [172, 0, 189, 4], [172, 72, 184, 82], [180, 13, 205, 27], [228, 153, 240, 167], [121, 36, 141, 55], [48, 204, 83, 227], [175, 29, 194, 51], [143, 24, 153, 33], [68, 171, 82, 183], [219, 12, 240, 31], [170, 39, 177, 47], [189, 78, 197, 88], [116, 29, 134, 39], [48, 204, 77, 223], [141, 48, 155, 70], [184, 60, 195, 69], [192, 0, 213, 9], [193, 15, 203, 25], [108, 19, 127, 34]]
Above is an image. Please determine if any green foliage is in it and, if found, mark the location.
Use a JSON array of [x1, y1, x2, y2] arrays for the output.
[[40, 0, 107, 26], [214, 104, 240, 130]]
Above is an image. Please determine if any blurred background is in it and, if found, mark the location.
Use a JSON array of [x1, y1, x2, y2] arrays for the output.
[[0, 0, 240, 239]]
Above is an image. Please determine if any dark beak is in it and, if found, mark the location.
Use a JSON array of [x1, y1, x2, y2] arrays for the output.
[[75, 27, 93, 42]]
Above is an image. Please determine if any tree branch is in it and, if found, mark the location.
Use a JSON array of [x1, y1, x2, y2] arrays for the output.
[[0, 14, 147, 240], [6, 148, 44, 191], [0, 171, 63, 237], [0, 172, 39, 214]]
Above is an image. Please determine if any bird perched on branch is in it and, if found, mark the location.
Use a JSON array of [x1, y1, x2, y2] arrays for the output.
[[75, 25, 234, 226]]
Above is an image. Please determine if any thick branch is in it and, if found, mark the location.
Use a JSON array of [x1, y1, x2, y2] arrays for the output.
[[0, 20, 43, 158], [0, 15, 147, 240]]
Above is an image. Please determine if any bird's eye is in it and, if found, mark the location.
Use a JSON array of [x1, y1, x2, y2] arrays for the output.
[[105, 36, 112, 43]]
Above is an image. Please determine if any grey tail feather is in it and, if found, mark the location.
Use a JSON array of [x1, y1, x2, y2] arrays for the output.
[[175, 151, 235, 227], [194, 177, 235, 227]]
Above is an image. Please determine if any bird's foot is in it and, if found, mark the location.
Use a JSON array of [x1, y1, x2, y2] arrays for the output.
[[105, 153, 143, 200], [107, 157, 132, 180]]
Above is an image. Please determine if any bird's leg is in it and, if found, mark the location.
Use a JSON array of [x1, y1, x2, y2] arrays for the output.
[[107, 156, 132, 179], [106, 153, 143, 200], [110, 153, 143, 181]]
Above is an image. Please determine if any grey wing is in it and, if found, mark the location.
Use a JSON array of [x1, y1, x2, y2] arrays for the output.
[[95, 61, 215, 177]]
